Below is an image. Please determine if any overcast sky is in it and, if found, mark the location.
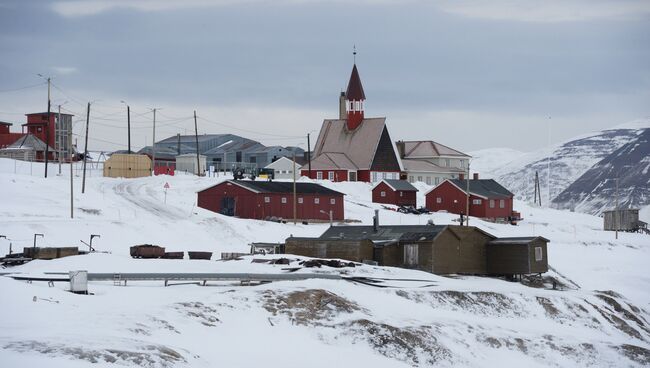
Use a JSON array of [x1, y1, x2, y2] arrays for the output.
[[1, 0, 648, 153]]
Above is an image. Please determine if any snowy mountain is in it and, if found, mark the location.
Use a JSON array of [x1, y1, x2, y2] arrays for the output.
[[471, 119, 650, 216], [467, 147, 523, 179], [1, 158, 649, 367], [553, 128, 650, 214]]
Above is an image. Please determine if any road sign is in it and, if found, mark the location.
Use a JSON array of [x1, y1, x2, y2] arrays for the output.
[[164, 182, 170, 189]]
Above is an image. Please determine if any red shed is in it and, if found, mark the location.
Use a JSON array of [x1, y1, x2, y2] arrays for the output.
[[197, 180, 345, 221], [372, 179, 418, 207], [425, 174, 515, 221]]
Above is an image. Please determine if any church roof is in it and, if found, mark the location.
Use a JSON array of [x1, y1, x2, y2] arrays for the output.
[[345, 64, 366, 100], [311, 117, 388, 170]]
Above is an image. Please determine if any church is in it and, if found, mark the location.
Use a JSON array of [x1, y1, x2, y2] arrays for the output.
[[301, 63, 403, 182]]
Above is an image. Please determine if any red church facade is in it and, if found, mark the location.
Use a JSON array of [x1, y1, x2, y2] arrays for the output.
[[197, 180, 345, 221], [425, 175, 515, 221], [302, 63, 403, 183]]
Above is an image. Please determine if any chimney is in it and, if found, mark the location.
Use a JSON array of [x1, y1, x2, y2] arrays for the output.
[[473, 173, 479, 180], [373, 209, 379, 232], [396, 140, 405, 158], [339, 92, 346, 120], [459, 173, 465, 181]]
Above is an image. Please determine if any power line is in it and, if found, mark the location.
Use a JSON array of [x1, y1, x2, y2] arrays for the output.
[[0, 82, 47, 94], [197, 116, 303, 139]]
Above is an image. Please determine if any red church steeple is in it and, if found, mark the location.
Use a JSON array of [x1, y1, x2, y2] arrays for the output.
[[345, 63, 365, 130]]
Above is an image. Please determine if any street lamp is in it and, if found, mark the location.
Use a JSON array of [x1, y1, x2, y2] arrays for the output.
[[320, 210, 333, 227]]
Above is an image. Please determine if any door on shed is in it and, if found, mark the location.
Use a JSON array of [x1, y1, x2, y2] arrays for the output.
[[349, 171, 357, 181], [404, 244, 419, 268], [221, 197, 235, 216]]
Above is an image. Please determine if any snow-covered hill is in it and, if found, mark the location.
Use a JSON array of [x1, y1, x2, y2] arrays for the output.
[[470, 119, 650, 217], [1, 158, 649, 367]]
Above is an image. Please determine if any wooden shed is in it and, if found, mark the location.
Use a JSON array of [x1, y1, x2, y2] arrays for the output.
[[603, 209, 645, 232], [294, 224, 495, 275], [372, 179, 418, 207], [486, 237, 549, 276], [285, 238, 374, 263], [197, 180, 344, 221], [103, 154, 152, 178]]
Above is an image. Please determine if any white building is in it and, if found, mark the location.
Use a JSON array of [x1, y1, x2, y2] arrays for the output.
[[175, 154, 207, 175], [396, 140, 471, 185], [264, 156, 302, 180]]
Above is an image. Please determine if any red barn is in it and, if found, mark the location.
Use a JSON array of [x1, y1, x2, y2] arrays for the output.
[[372, 179, 418, 207], [425, 174, 515, 221], [301, 63, 403, 183], [197, 180, 345, 221]]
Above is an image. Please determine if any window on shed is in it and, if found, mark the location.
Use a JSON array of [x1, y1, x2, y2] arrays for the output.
[[330, 198, 335, 205], [436, 197, 442, 204], [328, 171, 334, 181], [264, 196, 270, 203], [404, 244, 419, 266], [472, 199, 482, 205], [380, 191, 386, 197], [499, 199, 505, 208], [535, 246, 543, 261], [314, 198, 320, 204], [489, 199, 495, 208], [316, 171, 323, 180], [298, 197, 303, 204], [281, 197, 287, 204], [400, 191, 403, 197]]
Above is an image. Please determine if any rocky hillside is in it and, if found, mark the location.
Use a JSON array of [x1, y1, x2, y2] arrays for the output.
[[553, 128, 650, 214]]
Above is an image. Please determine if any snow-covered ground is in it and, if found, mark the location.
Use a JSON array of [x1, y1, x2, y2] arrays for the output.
[[1, 158, 649, 367]]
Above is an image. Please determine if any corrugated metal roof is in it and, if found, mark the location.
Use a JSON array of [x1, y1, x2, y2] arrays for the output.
[[378, 179, 418, 192], [6, 134, 53, 151], [448, 179, 513, 199], [319, 225, 447, 241], [311, 118, 386, 170], [488, 237, 549, 245], [200, 180, 344, 195], [402, 141, 470, 158]]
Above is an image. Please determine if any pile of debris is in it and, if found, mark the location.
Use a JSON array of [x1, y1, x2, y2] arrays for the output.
[[299, 259, 357, 268]]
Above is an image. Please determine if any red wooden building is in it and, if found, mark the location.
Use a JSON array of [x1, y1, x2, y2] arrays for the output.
[[372, 179, 418, 207], [301, 63, 403, 183], [197, 180, 345, 221], [425, 174, 515, 221]]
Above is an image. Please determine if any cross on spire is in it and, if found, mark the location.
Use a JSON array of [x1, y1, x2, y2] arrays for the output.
[[353, 45, 357, 64]]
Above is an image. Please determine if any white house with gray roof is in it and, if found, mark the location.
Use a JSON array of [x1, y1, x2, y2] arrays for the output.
[[396, 140, 471, 186]]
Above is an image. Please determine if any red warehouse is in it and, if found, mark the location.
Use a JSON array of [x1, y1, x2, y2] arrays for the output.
[[425, 174, 515, 221], [197, 180, 345, 221], [372, 179, 418, 207]]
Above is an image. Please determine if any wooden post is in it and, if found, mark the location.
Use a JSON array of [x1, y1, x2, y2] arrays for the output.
[[44, 77, 51, 178], [82, 103, 90, 194], [58, 105, 62, 175], [307, 133, 311, 178], [293, 152, 297, 224], [465, 162, 470, 226], [194, 111, 201, 176], [127, 105, 131, 154], [152, 108, 156, 175]]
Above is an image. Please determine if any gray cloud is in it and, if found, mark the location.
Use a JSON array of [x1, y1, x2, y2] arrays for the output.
[[0, 1, 648, 152]]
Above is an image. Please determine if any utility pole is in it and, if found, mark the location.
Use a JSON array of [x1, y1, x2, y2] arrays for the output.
[[152, 108, 158, 175], [70, 110, 74, 218], [465, 162, 470, 226], [293, 152, 297, 225], [307, 133, 312, 178], [58, 105, 62, 175], [44, 77, 51, 178], [615, 178, 619, 240], [177, 133, 181, 155], [193, 111, 201, 176], [127, 105, 131, 153], [82, 102, 90, 194], [547, 116, 551, 206]]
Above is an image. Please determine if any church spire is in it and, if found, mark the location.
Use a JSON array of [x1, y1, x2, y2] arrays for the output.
[[345, 59, 366, 130]]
